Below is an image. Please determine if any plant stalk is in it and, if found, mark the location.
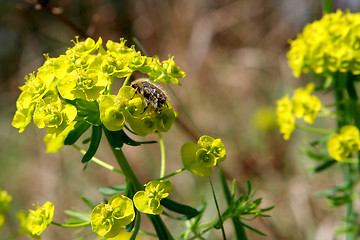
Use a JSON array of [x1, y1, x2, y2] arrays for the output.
[[105, 133, 174, 240]]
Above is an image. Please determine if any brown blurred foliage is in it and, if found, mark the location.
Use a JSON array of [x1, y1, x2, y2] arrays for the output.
[[1, 0, 360, 239]]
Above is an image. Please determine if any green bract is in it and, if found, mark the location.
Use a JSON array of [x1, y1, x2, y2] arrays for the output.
[[327, 125, 360, 161], [27, 202, 54, 236], [57, 68, 108, 101], [181, 135, 226, 177], [91, 194, 135, 238], [99, 86, 142, 131], [133, 180, 173, 215], [12, 36, 185, 152], [288, 9, 360, 77]]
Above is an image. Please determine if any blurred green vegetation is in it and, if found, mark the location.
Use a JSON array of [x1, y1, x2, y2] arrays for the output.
[[1, 0, 360, 239]]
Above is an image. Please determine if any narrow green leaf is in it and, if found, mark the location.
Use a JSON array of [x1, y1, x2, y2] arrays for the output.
[[103, 127, 124, 149], [161, 198, 202, 220], [311, 159, 337, 173], [130, 211, 141, 240], [64, 99, 101, 125], [315, 75, 333, 91], [64, 210, 91, 223], [81, 195, 95, 209], [346, 74, 358, 100], [218, 167, 247, 240], [315, 179, 352, 197], [120, 129, 157, 146], [98, 185, 127, 196], [240, 221, 268, 236], [64, 121, 91, 145], [81, 125, 102, 163], [126, 212, 136, 232]]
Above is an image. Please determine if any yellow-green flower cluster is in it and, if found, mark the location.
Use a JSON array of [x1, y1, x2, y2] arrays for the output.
[[0, 188, 12, 229], [276, 83, 321, 140], [91, 194, 135, 238], [91, 181, 172, 238], [181, 135, 226, 177], [327, 125, 360, 161], [12, 37, 185, 152], [288, 9, 360, 77], [133, 180, 173, 215], [17, 202, 54, 238]]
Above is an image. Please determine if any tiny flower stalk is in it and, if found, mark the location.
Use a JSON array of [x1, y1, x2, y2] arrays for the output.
[[104, 133, 174, 240]]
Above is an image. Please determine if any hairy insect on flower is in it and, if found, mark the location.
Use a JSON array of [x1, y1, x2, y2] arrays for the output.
[[130, 78, 168, 112]]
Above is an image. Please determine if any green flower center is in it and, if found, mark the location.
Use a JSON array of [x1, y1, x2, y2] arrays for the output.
[[75, 72, 97, 90], [44, 111, 63, 127]]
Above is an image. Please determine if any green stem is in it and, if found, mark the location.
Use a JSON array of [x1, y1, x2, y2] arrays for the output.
[[51, 221, 91, 228], [323, 0, 333, 14], [72, 144, 123, 175], [209, 177, 227, 240], [156, 168, 186, 181], [107, 142, 143, 190], [158, 132, 166, 178], [122, 74, 132, 87], [133, 37, 150, 57], [104, 133, 174, 240], [106, 76, 115, 94], [343, 164, 355, 240], [333, 73, 355, 240], [295, 124, 333, 134], [218, 166, 247, 240]]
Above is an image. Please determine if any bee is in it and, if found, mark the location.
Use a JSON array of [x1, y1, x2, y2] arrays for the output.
[[130, 78, 168, 111]]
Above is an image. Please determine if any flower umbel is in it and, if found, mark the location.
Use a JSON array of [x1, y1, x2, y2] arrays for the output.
[[288, 9, 360, 77], [276, 83, 322, 140], [12, 37, 185, 151], [133, 180, 173, 215], [327, 125, 360, 161]]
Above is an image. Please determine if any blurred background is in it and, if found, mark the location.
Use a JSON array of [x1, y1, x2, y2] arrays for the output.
[[1, 0, 360, 239]]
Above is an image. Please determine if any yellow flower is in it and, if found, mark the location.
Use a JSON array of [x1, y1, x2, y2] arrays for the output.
[[91, 194, 135, 238], [133, 180, 173, 215], [288, 9, 360, 77], [327, 125, 360, 161], [276, 95, 295, 140], [28, 202, 54, 236], [292, 82, 322, 124]]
